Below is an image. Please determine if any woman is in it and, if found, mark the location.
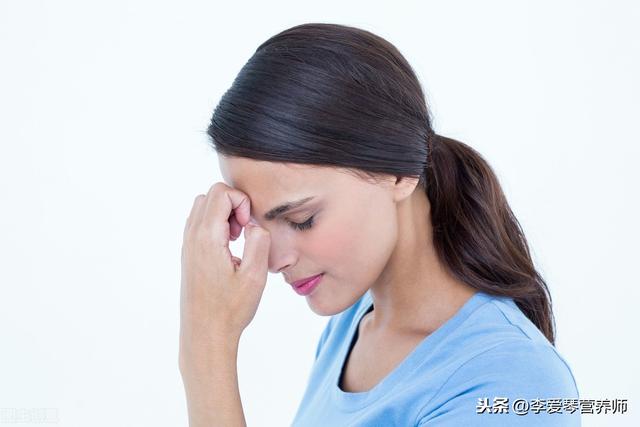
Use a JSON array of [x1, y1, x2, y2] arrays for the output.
[[179, 23, 580, 426]]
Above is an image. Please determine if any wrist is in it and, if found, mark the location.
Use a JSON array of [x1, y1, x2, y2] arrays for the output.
[[179, 334, 240, 375]]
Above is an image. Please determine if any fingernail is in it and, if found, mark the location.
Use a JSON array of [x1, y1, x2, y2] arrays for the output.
[[248, 217, 259, 226]]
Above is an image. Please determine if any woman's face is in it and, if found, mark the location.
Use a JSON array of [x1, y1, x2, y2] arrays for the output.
[[218, 155, 405, 315]]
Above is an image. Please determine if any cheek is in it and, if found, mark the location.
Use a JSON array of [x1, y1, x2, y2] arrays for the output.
[[310, 205, 398, 275], [309, 217, 357, 261]]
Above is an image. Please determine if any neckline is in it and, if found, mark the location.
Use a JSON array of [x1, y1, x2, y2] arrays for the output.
[[331, 290, 493, 411], [337, 303, 375, 391]]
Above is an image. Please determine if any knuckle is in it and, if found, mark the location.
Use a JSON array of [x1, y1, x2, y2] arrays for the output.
[[192, 194, 205, 206], [212, 182, 227, 193], [210, 183, 229, 203]]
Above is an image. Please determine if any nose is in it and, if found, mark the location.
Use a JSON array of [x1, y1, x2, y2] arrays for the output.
[[266, 233, 297, 275]]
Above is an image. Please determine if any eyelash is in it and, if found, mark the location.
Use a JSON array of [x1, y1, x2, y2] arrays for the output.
[[287, 215, 315, 231]]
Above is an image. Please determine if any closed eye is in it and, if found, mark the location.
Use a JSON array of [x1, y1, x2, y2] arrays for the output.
[[287, 215, 315, 231]]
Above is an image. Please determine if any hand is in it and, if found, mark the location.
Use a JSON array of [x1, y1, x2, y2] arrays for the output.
[[179, 182, 271, 367]]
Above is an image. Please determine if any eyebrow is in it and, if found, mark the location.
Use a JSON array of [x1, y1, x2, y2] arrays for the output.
[[263, 196, 315, 221]]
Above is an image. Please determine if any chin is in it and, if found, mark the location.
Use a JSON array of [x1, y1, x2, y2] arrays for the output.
[[306, 298, 336, 316], [306, 291, 363, 317]]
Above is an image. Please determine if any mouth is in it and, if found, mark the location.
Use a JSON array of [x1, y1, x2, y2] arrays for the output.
[[290, 273, 324, 296]]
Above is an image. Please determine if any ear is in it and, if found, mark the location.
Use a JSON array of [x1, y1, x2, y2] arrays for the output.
[[391, 175, 420, 203]]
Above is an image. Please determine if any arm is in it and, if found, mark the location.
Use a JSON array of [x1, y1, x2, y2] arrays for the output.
[[179, 183, 272, 426], [179, 332, 245, 427]]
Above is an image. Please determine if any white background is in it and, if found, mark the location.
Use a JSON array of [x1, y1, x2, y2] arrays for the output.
[[1, 1, 638, 426]]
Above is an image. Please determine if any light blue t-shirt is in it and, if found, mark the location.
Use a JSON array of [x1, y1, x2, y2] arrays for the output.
[[291, 290, 581, 426]]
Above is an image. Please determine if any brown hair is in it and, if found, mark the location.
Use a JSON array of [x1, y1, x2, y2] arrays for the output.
[[207, 23, 556, 344]]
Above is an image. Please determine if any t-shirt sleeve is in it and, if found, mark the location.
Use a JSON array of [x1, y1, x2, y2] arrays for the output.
[[314, 316, 335, 362], [416, 340, 581, 426]]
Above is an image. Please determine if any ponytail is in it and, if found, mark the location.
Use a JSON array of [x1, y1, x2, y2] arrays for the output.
[[423, 133, 556, 344]]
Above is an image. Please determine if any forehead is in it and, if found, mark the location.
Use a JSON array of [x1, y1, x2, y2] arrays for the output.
[[218, 155, 342, 208]]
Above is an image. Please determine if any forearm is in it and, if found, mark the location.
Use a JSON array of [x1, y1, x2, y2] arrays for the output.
[[180, 335, 246, 427]]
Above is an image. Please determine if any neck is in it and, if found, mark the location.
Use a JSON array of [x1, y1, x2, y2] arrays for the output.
[[366, 188, 477, 335]]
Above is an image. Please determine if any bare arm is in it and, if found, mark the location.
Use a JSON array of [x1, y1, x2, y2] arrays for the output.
[[179, 332, 245, 427], [179, 183, 271, 426]]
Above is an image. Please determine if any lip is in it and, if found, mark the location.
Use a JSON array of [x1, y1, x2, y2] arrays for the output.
[[290, 273, 324, 296]]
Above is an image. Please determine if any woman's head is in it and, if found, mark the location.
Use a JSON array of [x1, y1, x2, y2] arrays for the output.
[[218, 155, 421, 316], [208, 23, 557, 344]]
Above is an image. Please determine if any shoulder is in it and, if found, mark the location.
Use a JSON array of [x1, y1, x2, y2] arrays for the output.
[[415, 338, 580, 425], [444, 338, 579, 397], [414, 294, 581, 425], [441, 294, 580, 398]]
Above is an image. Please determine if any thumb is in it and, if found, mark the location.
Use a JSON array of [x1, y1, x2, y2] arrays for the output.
[[238, 223, 271, 280]]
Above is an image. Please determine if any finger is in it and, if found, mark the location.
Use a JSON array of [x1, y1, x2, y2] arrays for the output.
[[202, 182, 252, 246], [238, 224, 271, 280], [185, 194, 206, 236], [183, 216, 190, 238], [229, 212, 242, 241]]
